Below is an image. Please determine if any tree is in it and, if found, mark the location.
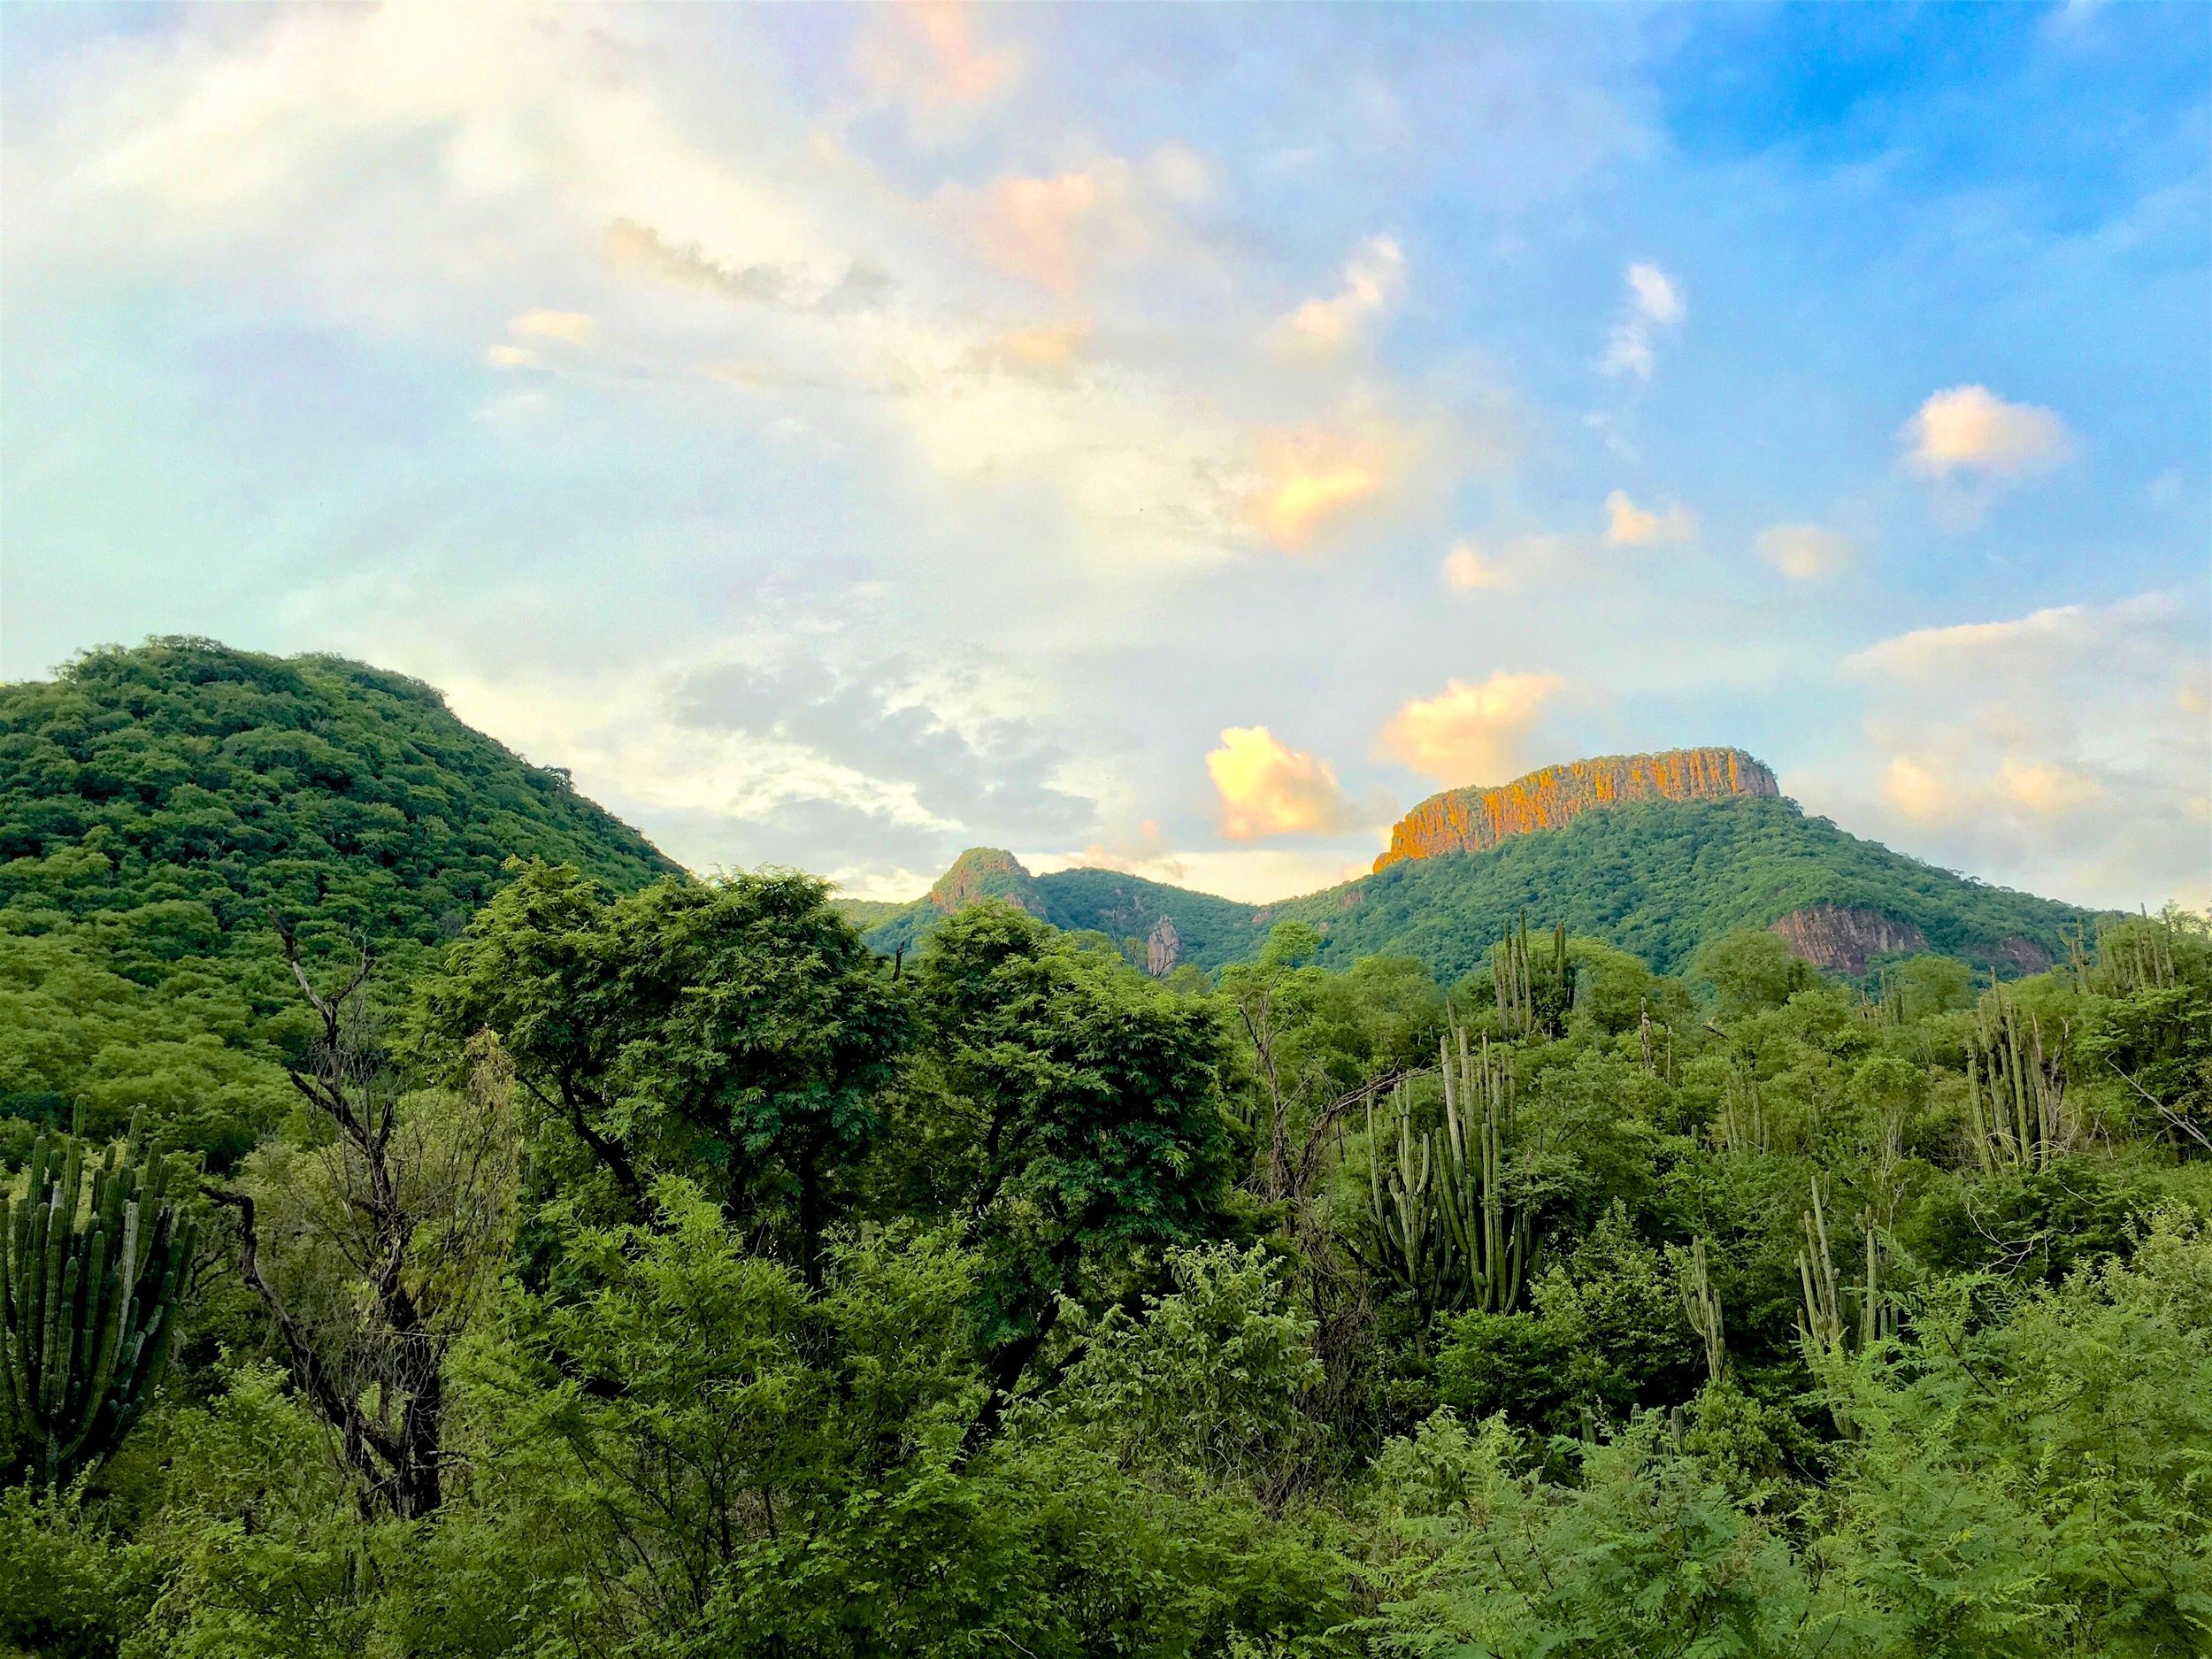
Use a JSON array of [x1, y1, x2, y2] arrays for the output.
[[424, 863, 907, 1284], [906, 902, 1233, 1452], [210, 928, 516, 1518], [1689, 928, 1816, 1017]]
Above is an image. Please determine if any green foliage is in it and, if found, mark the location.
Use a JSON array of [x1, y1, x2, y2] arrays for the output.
[[0, 1483, 141, 1659], [1821, 1207, 2212, 1655], [1037, 1243, 1322, 1506], [0, 640, 673, 1162], [425, 861, 906, 1275], [906, 902, 1234, 1365], [1360, 1411, 1838, 1656], [0, 639, 672, 941], [1689, 927, 1817, 1017]]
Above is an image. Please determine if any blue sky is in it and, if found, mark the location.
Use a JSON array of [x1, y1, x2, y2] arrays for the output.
[[4, 2, 2206, 907]]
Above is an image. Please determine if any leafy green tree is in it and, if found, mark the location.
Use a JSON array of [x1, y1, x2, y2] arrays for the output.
[[426, 862, 906, 1282], [1035, 1243, 1322, 1509], [501, 1179, 1069, 1656], [1689, 928, 1817, 1017], [1823, 1206, 2212, 1655], [906, 902, 1234, 1448]]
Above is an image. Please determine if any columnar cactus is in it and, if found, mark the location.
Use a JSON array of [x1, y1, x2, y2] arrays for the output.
[[1795, 1179, 1893, 1372], [1677, 1236, 1726, 1384], [1364, 1031, 1530, 1314], [1492, 913, 1574, 1040], [0, 1115, 194, 1486], [1965, 989, 2070, 1172]]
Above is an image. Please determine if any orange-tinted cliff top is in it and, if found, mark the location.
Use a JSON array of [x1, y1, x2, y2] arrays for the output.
[[1374, 748, 1779, 872]]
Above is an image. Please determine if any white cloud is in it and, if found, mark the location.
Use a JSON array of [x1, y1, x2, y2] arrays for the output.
[[855, 0, 1019, 114], [1442, 540, 1511, 591], [1901, 385, 2071, 480], [1377, 671, 1563, 785], [24, 2, 1479, 611], [1604, 489, 1695, 547], [1601, 261, 1685, 380], [1839, 590, 2209, 909], [1279, 234, 1405, 356], [1207, 726, 1364, 840], [1757, 523, 1854, 580], [1625, 263, 1683, 325], [1245, 418, 1422, 549]]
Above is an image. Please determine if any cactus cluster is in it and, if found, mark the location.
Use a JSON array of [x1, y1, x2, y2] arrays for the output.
[[1965, 989, 2070, 1173], [1493, 913, 1574, 1041], [1364, 1029, 1530, 1314], [1716, 1056, 1770, 1155], [0, 1116, 194, 1487], [1794, 1179, 1893, 1373]]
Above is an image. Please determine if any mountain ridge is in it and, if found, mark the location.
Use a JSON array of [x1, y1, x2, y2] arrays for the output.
[[1374, 746, 1778, 872], [862, 788, 2095, 983]]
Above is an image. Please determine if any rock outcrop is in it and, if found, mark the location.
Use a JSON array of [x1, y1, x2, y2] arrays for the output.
[[1983, 936, 2056, 977], [1146, 914, 1181, 978], [1374, 748, 1779, 872], [1769, 904, 1928, 976]]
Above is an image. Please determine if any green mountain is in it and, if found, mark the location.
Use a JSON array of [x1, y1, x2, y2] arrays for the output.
[[866, 788, 2096, 984], [0, 637, 678, 1160]]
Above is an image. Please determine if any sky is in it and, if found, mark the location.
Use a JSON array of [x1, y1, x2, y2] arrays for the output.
[[3, 1, 2207, 910]]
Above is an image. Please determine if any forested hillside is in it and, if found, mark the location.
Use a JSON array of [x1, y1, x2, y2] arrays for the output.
[[864, 795, 2093, 981], [0, 639, 676, 1163], [3, 644, 2208, 1659]]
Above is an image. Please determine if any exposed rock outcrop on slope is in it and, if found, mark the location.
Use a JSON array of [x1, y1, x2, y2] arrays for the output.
[[1374, 748, 1778, 872], [1769, 903, 1928, 976]]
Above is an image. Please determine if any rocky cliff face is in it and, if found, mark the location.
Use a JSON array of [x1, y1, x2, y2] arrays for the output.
[[1145, 914, 1181, 978], [1768, 904, 1928, 976], [1373, 748, 1779, 872]]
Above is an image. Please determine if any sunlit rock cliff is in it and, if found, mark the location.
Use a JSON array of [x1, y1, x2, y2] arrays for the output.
[[1373, 748, 1779, 872]]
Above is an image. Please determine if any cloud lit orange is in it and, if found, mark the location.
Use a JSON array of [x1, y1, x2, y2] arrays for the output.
[[1378, 672, 1563, 785], [1207, 726, 1362, 839]]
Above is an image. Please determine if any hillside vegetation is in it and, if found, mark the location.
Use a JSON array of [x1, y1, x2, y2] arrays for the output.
[[864, 795, 2093, 981], [4, 643, 2207, 1659], [0, 638, 675, 1162]]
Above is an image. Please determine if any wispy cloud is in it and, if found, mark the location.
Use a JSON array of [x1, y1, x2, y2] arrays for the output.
[[1278, 234, 1405, 357], [1442, 540, 1512, 591], [856, 1, 1020, 112], [1601, 261, 1684, 380], [1843, 592, 2208, 908], [1604, 489, 1695, 547], [1757, 523, 1854, 580], [511, 309, 594, 343]]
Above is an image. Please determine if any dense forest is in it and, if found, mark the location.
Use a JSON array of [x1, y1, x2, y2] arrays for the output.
[[4, 643, 2210, 1657]]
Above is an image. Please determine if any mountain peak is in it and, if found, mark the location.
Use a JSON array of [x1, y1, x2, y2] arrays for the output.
[[927, 847, 1041, 914], [1374, 747, 1779, 872]]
